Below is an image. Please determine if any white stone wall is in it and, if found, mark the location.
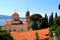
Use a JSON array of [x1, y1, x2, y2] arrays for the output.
[[2, 25, 29, 32]]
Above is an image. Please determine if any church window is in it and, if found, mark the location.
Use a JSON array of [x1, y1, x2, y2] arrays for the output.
[[21, 29, 23, 31], [27, 27, 29, 31], [14, 29, 16, 32], [9, 29, 11, 32]]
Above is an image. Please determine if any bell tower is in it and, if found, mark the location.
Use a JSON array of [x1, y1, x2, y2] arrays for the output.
[[12, 12, 19, 21], [26, 10, 30, 24], [12, 11, 20, 24]]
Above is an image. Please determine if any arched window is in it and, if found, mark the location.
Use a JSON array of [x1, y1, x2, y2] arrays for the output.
[[9, 29, 11, 32], [27, 27, 29, 31], [14, 29, 16, 32], [21, 29, 23, 31]]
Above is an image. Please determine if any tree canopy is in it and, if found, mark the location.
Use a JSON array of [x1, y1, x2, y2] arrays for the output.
[[30, 13, 42, 22], [30, 13, 48, 30], [0, 30, 13, 40], [49, 16, 60, 39], [58, 4, 60, 10], [54, 16, 60, 25], [0, 26, 2, 30]]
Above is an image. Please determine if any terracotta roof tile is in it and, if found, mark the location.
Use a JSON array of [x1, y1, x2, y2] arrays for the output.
[[11, 28, 49, 40], [3, 20, 28, 27], [3, 21, 12, 26], [12, 12, 19, 16], [22, 20, 28, 25]]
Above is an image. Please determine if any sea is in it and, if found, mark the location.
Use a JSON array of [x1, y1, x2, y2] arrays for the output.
[[0, 18, 25, 26]]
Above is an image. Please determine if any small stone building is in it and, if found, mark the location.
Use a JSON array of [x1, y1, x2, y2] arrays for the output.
[[2, 11, 30, 32]]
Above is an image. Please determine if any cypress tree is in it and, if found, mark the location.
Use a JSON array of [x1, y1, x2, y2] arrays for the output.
[[35, 32, 39, 40], [49, 16, 51, 26], [51, 12, 53, 25], [45, 13, 48, 27], [45, 13, 48, 24], [49, 12, 53, 26], [55, 12, 57, 18]]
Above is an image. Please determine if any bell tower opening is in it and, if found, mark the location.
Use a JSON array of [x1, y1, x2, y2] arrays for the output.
[[26, 10, 30, 24]]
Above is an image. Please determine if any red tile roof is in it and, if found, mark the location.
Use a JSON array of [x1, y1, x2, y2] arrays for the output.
[[3, 21, 12, 26], [3, 19, 28, 26], [12, 12, 19, 16], [11, 28, 49, 40], [22, 20, 28, 25]]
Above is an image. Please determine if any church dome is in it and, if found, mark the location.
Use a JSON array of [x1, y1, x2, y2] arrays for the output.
[[12, 12, 19, 16]]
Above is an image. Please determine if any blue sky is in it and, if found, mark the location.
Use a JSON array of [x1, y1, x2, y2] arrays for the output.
[[0, 0, 60, 17]]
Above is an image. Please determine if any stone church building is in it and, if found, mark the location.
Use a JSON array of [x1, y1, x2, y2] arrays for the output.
[[2, 11, 30, 32]]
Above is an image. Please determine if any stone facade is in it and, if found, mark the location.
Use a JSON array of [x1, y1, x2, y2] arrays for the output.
[[2, 25, 29, 32], [2, 11, 30, 32]]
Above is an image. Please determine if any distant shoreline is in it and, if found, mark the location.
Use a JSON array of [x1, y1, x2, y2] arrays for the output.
[[0, 18, 25, 26]]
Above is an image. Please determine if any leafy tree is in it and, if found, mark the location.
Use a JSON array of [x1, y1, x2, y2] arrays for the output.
[[55, 16, 60, 25], [30, 13, 42, 22], [55, 25, 60, 40], [58, 4, 60, 10], [0, 30, 13, 40], [40, 18, 48, 28], [49, 14, 60, 39], [30, 22, 38, 30], [49, 25, 57, 37], [30, 13, 49, 30], [35, 32, 39, 40], [30, 14, 43, 30]]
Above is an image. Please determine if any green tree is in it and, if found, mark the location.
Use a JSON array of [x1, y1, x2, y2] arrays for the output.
[[30, 13, 42, 22], [45, 13, 48, 24], [49, 12, 53, 26], [30, 22, 38, 30], [0, 30, 13, 40], [53, 12, 58, 25], [55, 16, 60, 25], [55, 25, 60, 40], [40, 18, 48, 28], [35, 32, 39, 40], [51, 12, 53, 25], [30, 13, 49, 30], [0, 26, 2, 30], [30, 14, 43, 30], [55, 12, 57, 18], [45, 13, 48, 27], [49, 25, 57, 37], [58, 4, 60, 10], [49, 16, 51, 26]]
